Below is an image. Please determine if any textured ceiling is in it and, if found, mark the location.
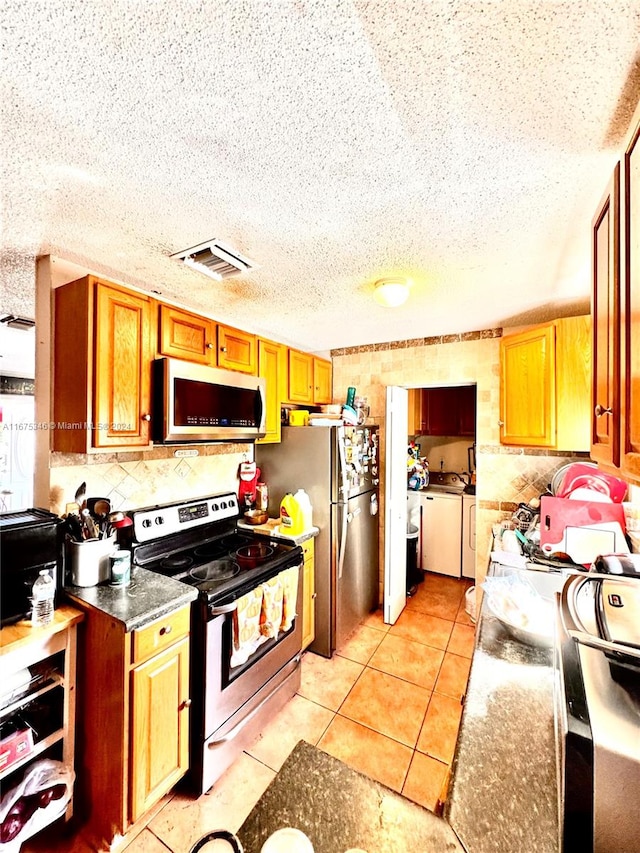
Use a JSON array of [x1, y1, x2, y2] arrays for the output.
[[2, 1, 640, 353]]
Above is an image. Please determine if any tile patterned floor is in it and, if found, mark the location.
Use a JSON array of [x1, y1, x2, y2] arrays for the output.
[[24, 573, 474, 853]]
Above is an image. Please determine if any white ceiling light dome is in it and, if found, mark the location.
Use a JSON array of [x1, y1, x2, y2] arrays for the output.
[[373, 278, 410, 308]]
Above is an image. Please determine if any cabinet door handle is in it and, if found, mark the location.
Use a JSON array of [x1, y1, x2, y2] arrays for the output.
[[141, 414, 151, 422], [180, 698, 192, 710], [594, 404, 613, 417], [498, 420, 504, 427], [311, 593, 317, 599], [206, 343, 214, 349], [220, 346, 227, 353], [159, 625, 172, 636]]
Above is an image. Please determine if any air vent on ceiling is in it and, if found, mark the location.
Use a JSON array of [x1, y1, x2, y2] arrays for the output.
[[171, 240, 259, 281], [1, 315, 35, 330]]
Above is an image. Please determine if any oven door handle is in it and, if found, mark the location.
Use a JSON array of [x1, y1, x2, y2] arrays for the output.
[[210, 601, 238, 616], [208, 655, 302, 747], [567, 629, 640, 660]]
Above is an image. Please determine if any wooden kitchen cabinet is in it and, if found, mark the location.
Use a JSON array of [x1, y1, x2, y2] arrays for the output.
[[313, 357, 332, 404], [217, 324, 257, 374], [591, 167, 621, 468], [288, 349, 314, 403], [591, 109, 640, 484], [256, 338, 286, 444], [53, 276, 153, 452], [71, 602, 191, 847], [407, 386, 476, 437], [500, 316, 591, 450], [130, 635, 190, 821], [301, 539, 315, 650], [158, 303, 216, 366]]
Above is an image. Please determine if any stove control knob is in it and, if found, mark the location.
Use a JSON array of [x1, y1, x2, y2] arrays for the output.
[[211, 502, 219, 512], [220, 501, 227, 509], [142, 519, 152, 528], [155, 516, 164, 525]]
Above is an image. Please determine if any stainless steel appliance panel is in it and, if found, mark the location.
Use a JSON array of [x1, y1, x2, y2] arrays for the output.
[[333, 489, 379, 650]]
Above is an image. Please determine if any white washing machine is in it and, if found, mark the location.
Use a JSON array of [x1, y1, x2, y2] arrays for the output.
[[462, 492, 476, 579], [420, 491, 462, 577]]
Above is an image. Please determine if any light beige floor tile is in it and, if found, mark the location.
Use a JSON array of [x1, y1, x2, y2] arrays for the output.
[[298, 650, 364, 711], [247, 693, 334, 771], [368, 632, 444, 691], [402, 752, 449, 812], [388, 608, 453, 650], [148, 753, 274, 850], [416, 692, 463, 764], [318, 715, 413, 792], [336, 623, 385, 664], [118, 829, 170, 853], [447, 622, 476, 658], [434, 652, 472, 701], [339, 667, 430, 748], [360, 608, 391, 633]]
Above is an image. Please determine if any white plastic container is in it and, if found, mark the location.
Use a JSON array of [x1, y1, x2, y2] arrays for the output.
[[31, 570, 55, 627], [465, 586, 477, 623], [67, 535, 116, 587], [294, 489, 313, 530]]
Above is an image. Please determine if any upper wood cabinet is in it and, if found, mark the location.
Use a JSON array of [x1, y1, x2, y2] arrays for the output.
[[288, 349, 314, 403], [256, 338, 285, 444], [313, 358, 332, 404], [53, 277, 153, 452], [591, 166, 621, 467], [621, 116, 640, 481], [158, 303, 216, 365], [500, 316, 591, 450], [408, 386, 476, 437], [217, 324, 257, 374], [592, 109, 640, 484]]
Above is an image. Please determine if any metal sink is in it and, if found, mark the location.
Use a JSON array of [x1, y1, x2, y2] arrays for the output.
[[425, 471, 467, 494]]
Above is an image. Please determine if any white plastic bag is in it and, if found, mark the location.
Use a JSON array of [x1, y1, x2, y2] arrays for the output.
[[0, 759, 74, 852]]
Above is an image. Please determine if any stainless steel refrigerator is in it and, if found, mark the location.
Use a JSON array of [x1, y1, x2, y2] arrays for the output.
[[256, 425, 379, 657]]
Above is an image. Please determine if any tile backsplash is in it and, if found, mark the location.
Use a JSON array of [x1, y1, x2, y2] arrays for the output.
[[48, 444, 250, 515]]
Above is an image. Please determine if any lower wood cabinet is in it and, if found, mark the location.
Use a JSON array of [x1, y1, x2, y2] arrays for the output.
[[301, 539, 315, 650], [130, 635, 190, 821], [71, 602, 191, 848]]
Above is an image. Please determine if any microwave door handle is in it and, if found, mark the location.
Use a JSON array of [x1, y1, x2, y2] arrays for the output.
[[255, 387, 263, 429]]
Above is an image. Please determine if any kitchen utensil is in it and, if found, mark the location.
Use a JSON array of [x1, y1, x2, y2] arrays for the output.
[[243, 509, 269, 525], [74, 481, 86, 510], [190, 831, 244, 853], [80, 508, 100, 540], [540, 496, 626, 552], [234, 543, 274, 569]]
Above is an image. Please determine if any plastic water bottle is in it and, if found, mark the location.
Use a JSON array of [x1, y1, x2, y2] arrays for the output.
[[31, 570, 55, 627]]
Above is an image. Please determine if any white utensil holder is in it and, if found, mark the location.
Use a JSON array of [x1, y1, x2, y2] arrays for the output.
[[68, 535, 117, 587]]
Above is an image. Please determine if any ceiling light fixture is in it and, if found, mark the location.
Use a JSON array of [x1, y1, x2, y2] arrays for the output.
[[373, 278, 410, 308]]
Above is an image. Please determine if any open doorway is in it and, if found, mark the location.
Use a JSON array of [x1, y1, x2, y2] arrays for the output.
[[406, 384, 477, 583], [0, 320, 35, 510]]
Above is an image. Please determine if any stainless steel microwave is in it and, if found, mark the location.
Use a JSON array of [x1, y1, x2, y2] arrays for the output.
[[153, 358, 266, 443]]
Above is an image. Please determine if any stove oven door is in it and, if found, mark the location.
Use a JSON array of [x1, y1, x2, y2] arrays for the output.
[[191, 557, 303, 794]]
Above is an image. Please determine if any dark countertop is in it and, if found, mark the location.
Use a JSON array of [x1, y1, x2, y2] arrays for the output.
[[237, 740, 464, 853], [64, 567, 198, 631], [445, 565, 560, 853]]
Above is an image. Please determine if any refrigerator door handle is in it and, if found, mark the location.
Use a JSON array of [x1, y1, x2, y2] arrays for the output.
[[337, 424, 349, 501], [337, 501, 349, 580]]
